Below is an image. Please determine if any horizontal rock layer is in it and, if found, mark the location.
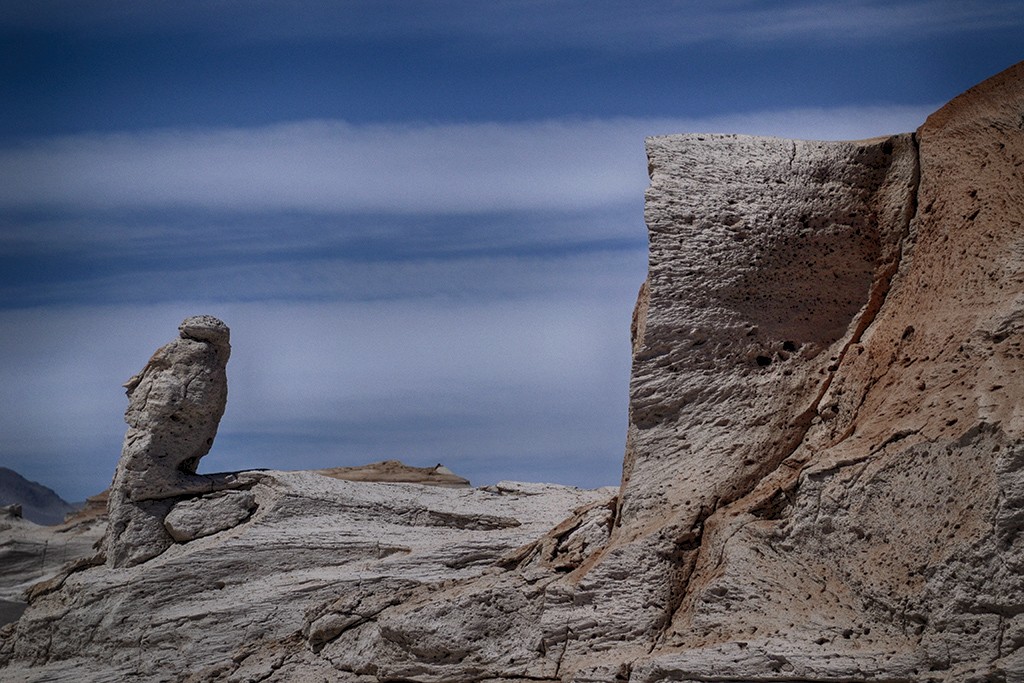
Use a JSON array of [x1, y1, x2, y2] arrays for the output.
[[0, 472, 613, 681]]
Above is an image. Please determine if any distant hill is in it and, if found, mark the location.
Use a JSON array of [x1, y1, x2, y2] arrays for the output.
[[0, 467, 78, 525]]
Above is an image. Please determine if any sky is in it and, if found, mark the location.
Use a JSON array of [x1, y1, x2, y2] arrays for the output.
[[0, 1, 1021, 503]]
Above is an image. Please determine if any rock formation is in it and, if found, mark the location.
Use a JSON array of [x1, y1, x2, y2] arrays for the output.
[[0, 472, 614, 681], [1, 62, 1022, 681], [106, 315, 241, 568], [0, 501, 105, 629]]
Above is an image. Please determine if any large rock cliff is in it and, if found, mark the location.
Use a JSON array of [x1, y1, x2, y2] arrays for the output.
[[1, 62, 1021, 682]]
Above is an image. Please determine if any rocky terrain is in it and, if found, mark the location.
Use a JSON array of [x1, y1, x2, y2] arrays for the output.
[[1, 62, 1022, 681], [0, 503, 104, 629]]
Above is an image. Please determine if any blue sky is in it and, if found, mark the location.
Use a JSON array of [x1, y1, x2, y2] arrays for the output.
[[0, 1, 1021, 502]]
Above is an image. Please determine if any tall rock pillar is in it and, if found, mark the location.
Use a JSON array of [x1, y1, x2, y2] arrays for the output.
[[105, 315, 233, 568]]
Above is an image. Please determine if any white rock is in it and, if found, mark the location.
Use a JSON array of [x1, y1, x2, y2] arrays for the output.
[[106, 315, 239, 568], [164, 490, 256, 543], [0, 471, 613, 681]]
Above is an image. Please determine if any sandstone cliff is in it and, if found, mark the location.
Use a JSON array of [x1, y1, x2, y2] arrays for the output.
[[1, 62, 1021, 682]]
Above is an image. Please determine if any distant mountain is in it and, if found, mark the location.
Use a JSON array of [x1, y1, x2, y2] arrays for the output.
[[0, 467, 78, 525]]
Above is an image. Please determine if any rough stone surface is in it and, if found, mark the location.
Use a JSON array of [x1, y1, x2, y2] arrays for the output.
[[0, 506, 105, 628], [1, 62, 1023, 682], [164, 490, 257, 543], [105, 315, 238, 568], [0, 472, 613, 681]]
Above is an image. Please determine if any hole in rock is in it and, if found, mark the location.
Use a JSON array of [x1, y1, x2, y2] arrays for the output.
[[756, 355, 772, 367]]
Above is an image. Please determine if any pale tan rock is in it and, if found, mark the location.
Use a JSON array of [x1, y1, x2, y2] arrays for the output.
[[0, 472, 613, 681], [164, 490, 257, 542], [0, 509, 104, 628], [316, 459, 471, 488]]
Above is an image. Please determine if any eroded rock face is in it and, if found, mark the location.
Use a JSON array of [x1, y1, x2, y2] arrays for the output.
[[106, 315, 238, 568], [1, 63, 1022, 682], [164, 490, 257, 543], [636, 61, 1024, 682], [0, 473, 614, 681]]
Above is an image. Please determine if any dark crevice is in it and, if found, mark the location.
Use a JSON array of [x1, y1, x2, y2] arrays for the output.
[[828, 131, 921, 448]]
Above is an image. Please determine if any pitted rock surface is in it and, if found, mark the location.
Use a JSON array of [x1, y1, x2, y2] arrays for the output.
[[106, 315, 236, 568]]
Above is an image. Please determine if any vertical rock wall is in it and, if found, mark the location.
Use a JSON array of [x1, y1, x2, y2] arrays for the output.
[[629, 60, 1024, 682]]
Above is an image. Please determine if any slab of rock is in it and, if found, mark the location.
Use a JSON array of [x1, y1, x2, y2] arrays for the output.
[[0, 471, 614, 681], [316, 459, 471, 488], [0, 509, 104, 628], [164, 490, 257, 543]]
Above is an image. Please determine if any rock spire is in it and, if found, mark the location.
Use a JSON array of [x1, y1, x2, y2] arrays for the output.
[[105, 315, 236, 567]]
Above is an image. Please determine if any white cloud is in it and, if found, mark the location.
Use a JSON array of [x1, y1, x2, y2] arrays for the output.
[[0, 254, 641, 500], [0, 107, 934, 213]]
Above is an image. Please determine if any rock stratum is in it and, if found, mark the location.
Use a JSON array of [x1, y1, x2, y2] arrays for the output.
[[1, 63, 1023, 682]]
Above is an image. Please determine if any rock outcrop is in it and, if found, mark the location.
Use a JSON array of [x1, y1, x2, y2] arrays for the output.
[[1, 62, 1022, 682], [106, 315, 240, 568], [0, 472, 614, 681], [0, 503, 105, 628]]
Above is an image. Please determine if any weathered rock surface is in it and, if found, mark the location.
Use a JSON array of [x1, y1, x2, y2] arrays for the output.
[[0, 504, 104, 628], [1, 62, 1022, 682], [164, 489, 257, 542], [106, 315, 239, 568], [0, 472, 614, 681]]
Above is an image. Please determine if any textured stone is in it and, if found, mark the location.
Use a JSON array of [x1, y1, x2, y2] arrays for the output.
[[317, 460, 471, 488], [0, 472, 613, 681], [164, 490, 257, 543], [105, 315, 239, 568], [2, 62, 1023, 682], [0, 506, 105, 628]]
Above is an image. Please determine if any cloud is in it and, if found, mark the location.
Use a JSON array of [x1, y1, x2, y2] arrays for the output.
[[0, 291, 638, 501], [0, 209, 647, 309], [0, 104, 940, 499], [0, 107, 934, 213], [1, 0, 1020, 48]]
